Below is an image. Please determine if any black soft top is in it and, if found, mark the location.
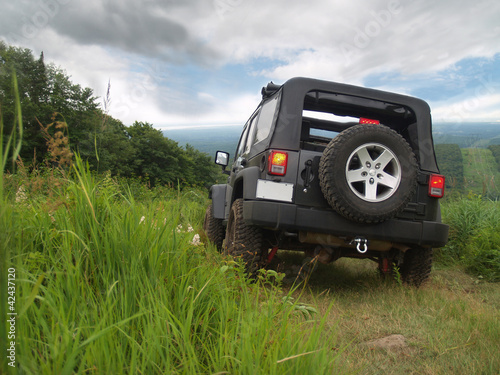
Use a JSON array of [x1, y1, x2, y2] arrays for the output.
[[260, 77, 439, 173]]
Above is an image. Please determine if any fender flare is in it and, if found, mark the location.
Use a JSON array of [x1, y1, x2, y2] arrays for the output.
[[209, 184, 228, 219]]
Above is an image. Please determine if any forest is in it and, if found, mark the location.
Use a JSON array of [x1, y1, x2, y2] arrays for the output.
[[0, 42, 218, 187]]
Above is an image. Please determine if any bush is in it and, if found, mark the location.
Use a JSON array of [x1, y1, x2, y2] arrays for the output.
[[440, 195, 500, 281]]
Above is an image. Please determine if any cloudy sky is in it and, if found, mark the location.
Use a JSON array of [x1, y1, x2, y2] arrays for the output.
[[1, 0, 499, 129]]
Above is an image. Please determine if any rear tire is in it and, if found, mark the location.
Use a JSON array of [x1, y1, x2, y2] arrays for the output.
[[400, 247, 433, 287], [203, 204, 224, 251], [225, 199, 264, 276]]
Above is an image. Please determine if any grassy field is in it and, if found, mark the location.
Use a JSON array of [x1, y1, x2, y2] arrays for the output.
[[1, 107, 499, 373], [1, 161, 499, 374], [1, 159, 342, 374], [461, 148, 500, 199], [277, 254, 500, 374]]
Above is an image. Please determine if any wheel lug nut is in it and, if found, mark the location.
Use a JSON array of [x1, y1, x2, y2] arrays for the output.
[[369, 178, 375, 184], [375, 163, 381, 169], [366, 162, 371, 168]]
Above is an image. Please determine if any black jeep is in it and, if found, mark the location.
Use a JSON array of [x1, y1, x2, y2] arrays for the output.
[[204, 77, 449, 286]]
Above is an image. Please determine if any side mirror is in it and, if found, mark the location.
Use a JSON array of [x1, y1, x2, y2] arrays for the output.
[[215, 151, 230, 175]]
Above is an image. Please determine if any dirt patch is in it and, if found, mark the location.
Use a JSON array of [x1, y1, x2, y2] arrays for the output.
[[362, 334, 412, 354]]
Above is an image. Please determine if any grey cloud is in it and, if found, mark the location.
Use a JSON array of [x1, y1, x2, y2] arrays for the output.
[[1, 0, 221, 65]]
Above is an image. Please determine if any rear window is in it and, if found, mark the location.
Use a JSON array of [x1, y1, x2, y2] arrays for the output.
[[300, 90, 416, 146]]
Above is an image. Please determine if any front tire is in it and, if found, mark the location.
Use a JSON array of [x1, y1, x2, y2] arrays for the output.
[[203, 204, 224, 251], [225, 199, 264, 276]]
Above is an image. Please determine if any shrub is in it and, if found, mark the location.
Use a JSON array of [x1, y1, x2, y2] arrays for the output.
[[440, 195, 500, 281]]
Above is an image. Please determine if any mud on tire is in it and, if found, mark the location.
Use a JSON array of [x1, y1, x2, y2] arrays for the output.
[[203, 204, 224, 251], [319, 124, 418, 223], [225, 199, 265, 276]]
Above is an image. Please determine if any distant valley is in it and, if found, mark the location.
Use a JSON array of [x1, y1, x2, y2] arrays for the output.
[[164, 122, 500, 158]]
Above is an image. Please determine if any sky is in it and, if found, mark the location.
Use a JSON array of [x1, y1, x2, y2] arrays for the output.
[[1, 0, 499, 130]]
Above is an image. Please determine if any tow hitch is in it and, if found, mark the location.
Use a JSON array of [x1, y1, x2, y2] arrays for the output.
[[352, 237, 368, 254]]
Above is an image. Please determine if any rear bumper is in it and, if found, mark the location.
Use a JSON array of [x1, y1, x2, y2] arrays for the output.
[[243, 200, 449, 247]]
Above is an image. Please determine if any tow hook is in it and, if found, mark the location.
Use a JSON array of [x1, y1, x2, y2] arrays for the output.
[[352, 237, 368, 254]]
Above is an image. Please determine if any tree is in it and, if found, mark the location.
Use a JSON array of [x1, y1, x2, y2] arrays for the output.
[[127, 121, 185, 186], [1, 42, 218, 189], [0, 42, 99, 165]]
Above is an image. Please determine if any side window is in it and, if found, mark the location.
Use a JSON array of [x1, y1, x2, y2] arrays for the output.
[[253, 95, 279, 146], [235, 124, 250, 159], [243, 112, 259, 154], [235, 110, 260, 159]]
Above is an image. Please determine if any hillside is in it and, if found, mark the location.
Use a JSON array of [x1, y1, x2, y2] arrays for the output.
[[461, 147, 500, 199], [163, 126, 241, 159], [164, 122, 500, 159], [433, 122, 500, 148]]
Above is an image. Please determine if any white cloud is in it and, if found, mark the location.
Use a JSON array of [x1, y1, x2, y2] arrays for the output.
[[1, 0, 499, 127], [432, 94, 500, 123]]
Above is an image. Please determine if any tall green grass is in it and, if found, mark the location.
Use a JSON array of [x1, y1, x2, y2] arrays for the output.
[[1, 154, 339, 374], [1, 73, 24, 372], [440, 195, 500, 281]]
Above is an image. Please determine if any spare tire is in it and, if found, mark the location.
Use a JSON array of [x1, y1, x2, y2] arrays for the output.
[[319, 124, 417, 223]]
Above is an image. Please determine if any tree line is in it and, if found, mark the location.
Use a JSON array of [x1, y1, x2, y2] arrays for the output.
[[0, 42, 218, 187]]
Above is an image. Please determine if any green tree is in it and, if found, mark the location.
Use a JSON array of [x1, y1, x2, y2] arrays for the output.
[[127, 121, 185, 186], [0, 42, 99, 165]]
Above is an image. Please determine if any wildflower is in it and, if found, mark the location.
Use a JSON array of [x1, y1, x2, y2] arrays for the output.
[[139, 216, 145, 224], [190, 234, 202, 246], [15, 186, 27, 203]]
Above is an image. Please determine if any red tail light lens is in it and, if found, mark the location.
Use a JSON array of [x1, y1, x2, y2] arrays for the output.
[[428, 174, 445, 198], [268, 151, 288, 176], [359, 118, 380, 124]]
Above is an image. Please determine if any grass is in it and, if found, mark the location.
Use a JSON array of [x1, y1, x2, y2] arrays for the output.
[[440, 196, 500, 281], [277, 255, 500, 375], [1, 157, 340, 374], [2, 157, 498, 375], [461, 148, 500, 199]]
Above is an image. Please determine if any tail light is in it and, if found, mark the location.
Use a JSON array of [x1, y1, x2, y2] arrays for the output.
[[268, 151, 288, 176], [359, 118, 380, 124], [428, 174, 445, 198]]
